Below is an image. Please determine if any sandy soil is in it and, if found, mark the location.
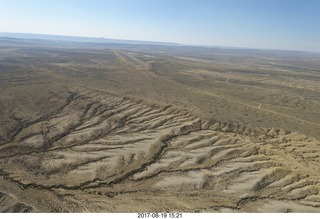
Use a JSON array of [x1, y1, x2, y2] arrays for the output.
[[0, 39, 320, 212]]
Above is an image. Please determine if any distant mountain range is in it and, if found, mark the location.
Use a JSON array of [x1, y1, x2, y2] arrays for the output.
[[0, 32, 180, 46], [1, 32, 318, 55]]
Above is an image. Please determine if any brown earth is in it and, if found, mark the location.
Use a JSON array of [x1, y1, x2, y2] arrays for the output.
[[0, 39, 320, 212]]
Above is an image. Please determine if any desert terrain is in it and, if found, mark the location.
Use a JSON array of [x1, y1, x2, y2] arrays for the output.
[[0, 37, 320, 212]]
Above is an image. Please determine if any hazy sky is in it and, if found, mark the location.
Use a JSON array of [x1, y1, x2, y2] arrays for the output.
[[0, 0, 319, 52]]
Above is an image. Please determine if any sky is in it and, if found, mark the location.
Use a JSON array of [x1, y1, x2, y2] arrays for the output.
[[0, 0, 319, 52]]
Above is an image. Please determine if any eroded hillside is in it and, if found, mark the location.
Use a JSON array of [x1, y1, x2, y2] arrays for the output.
[[0, 88, 319, 212], [1, 40, 320, 212]]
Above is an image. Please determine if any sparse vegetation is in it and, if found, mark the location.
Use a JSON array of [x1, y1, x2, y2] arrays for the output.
[[0, 38, 320, 212]]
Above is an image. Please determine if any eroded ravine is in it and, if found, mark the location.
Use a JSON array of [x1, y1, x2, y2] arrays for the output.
[[0, 88, 320, 212]]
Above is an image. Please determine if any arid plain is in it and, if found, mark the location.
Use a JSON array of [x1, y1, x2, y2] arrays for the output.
[[0, 38, 320, 212]]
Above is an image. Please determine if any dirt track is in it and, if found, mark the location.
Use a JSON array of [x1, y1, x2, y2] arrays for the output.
[[1, 88, 320, 212], [1, 40, 320, 212]]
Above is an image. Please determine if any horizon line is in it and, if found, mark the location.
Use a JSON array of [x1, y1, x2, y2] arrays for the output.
[[0, 31, 319, 54]]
